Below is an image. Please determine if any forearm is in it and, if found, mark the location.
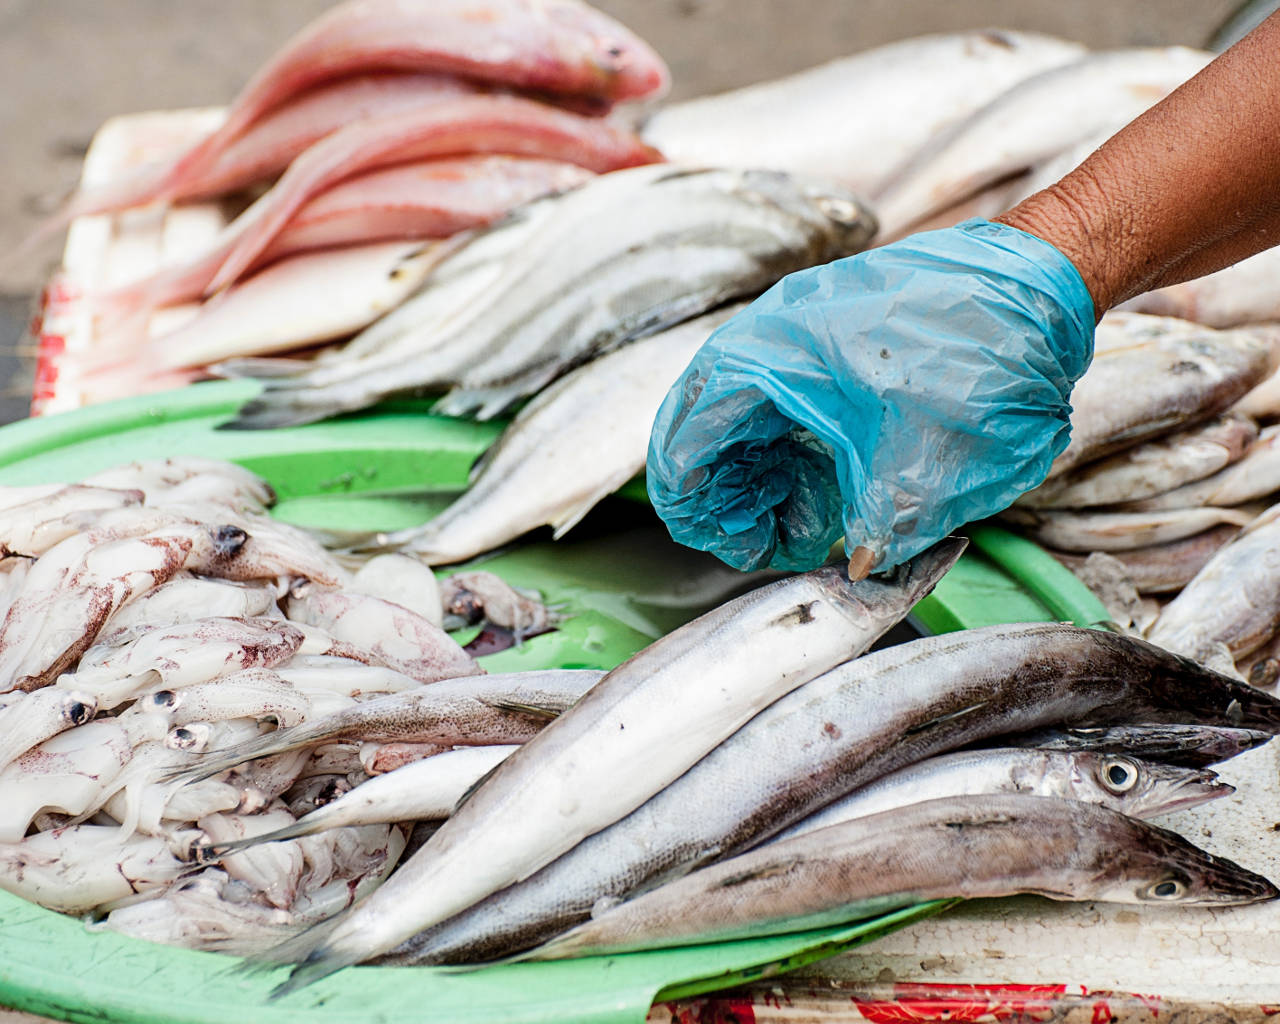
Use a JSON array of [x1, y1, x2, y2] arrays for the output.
[[995, 13, 1280, 318]]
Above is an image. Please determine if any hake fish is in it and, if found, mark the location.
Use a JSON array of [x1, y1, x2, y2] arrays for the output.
[[1121, 424, 1280, 512], [641, 31, 1086, 198], [1018, 414, 1257, 509], [1047, 317, 1272, 478], [1148, 503, 1280, 662], [525, 794, 1278, 960], [998, 723, 1273, 769], [167, 669, 605, 784], [383, 621, 1280, 967], [872, 47, 1210, 239], [773, 749, 1229, 843], [268, 540, 963, 989], [382, 307, 741, 564], [226, 165, 877, 428], [1046, 524, 1242, 595], [200, 745, 518, 855], [1001, 506, 1256, 553]]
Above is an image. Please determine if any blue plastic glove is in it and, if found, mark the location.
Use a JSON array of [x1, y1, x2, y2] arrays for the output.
[[646, 219, 1096, 574]]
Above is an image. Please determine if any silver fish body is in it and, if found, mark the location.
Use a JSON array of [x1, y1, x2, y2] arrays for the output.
[[273, 541, 963, 986], [1001, 506, 1255, 553], [383, 620, 1278, 966], [1121, 424, 1280, 512], [641, 31, 1086, 197], [1148, 504, 1280, 661], [228, 164, 877, 428], [384, 307, 740, 565], [873, 47, 1209, 238], [527, 794, 1278, 960], [772, 748, 1228, 843], [168, 669, 605, 785], [998, 723, 1273, 769], [1047, 524, 1242, 595], [1019, 414, 1257, 510], [1048, 319, 1272, 478]]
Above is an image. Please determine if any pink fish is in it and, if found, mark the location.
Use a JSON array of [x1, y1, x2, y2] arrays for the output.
[[205, 93, 660, 293], [59, 74, 482, 225], [167, 0, 669, 190], [90, 155, 594, 320]]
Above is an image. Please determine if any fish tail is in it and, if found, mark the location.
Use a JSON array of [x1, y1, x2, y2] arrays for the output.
[[218, 390, 345, 431]]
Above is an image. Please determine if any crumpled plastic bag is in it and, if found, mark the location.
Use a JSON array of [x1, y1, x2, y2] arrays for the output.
[[646, 219, 1097, 573]]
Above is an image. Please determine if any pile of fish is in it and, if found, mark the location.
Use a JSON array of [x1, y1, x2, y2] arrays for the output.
[[0, 463, 1277, 994], [1005, 311, 1280, 685]]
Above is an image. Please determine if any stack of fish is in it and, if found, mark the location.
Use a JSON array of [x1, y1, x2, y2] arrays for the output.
[[1004, 311, 1280, 684], [1, 460, 1277, 993]]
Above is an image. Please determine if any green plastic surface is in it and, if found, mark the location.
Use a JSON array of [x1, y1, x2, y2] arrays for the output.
[[0, 381, 1108, 1023]]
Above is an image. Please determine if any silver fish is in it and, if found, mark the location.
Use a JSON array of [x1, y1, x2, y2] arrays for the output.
[[227, 164, 876, 428], [382, 621, 1280, 967], [773, 749, 1229, 842], [202, 745, 517, 855], [1018, 414, 1258, 510], [1148, 503, 1280, 662], [1000, 724, 1273, 768], [872, 47, 1209, 238], [269, 541, 963, 988], [1002, 506, 1256, 553], [1122, 424, 1280, 511], [167, 669, 604, 785], [526, 794, 1278, 960], [1047, 524, 1242, 594], [641, 31, 1086, 198], [381, 308, 740, 565], [1047, 319, 1272, 478]]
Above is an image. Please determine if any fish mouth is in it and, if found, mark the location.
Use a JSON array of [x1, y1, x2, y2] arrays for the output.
[[1142, 774, 1235, 817]]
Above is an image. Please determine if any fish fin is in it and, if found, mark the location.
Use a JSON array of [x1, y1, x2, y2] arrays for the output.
[[549, 477, 633, 540], [218, 390, 343, 431], [208, 356, 318, 380], [477, 697, 563, 720], [434, 380, 538, 421], [467, 442, 500, 485], [451, 759, 507, 814]]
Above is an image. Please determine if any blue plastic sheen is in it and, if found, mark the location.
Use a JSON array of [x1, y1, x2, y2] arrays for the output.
[[646, 219, 1097, 572]]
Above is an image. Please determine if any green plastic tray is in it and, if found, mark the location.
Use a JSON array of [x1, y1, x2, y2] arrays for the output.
[[0, 381, 1109, 1024]]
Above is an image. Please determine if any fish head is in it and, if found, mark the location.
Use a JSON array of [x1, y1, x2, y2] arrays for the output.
[[1093, 820, 1279, 907], [815, 535, 967, 622], [1074, 752, 1233, 817], [543, 0, 671, 102], [732, 170, 879, 258]]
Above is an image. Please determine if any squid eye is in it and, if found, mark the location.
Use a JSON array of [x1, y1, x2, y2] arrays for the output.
[[1142, 878, 1187, 901], [67, 702, 93, 726], [149, 690, 179, 710], [1101, 757, 1138, 793]]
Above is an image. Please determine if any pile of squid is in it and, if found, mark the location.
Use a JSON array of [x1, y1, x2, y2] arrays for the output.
[[1006, 311, 1280, 686], [1, 467, 1278, 995]]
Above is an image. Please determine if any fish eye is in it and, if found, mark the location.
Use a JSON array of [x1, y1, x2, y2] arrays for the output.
[[1100, 757, 1138, 793], [1142, 878, 1187, 901], [816, 197, 862, 224]]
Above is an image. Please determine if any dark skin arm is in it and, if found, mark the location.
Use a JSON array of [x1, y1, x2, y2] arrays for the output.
[[995, 12, 1280, 318]]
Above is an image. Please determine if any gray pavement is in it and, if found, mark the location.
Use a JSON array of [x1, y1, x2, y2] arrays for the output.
[[0, 0, 1242, 423]]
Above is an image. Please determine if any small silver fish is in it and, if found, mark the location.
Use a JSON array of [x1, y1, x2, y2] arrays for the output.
[[526, 794, 1278, 960]]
